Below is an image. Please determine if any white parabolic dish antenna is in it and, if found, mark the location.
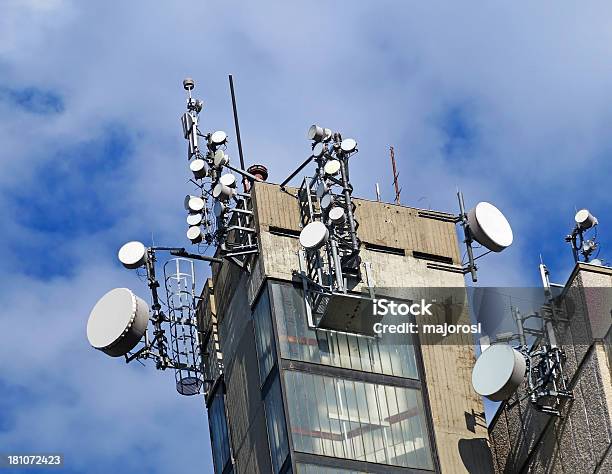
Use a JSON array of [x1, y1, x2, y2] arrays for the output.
[[87, 288, 149, 357], [467, 202, 513, 252], [471, 344, 526, 401], [324, 160, 341, 176], [299, 221, 329, 250], [118, 241, 147, 269]]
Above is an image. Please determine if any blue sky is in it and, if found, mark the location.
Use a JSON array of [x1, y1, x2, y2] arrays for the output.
[[1, 1, 612, 473]]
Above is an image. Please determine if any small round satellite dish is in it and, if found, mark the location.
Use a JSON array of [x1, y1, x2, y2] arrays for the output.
[[471, 344, 526, 401], [183, 77, 195, 91], [308, 124, 325, 142], [340, 138, 357, 153], [186, 213, 203, 226], [186, 196, 205, 213], [219, 173, 237, 188], [313, 142, 325, 158], [190, 159, 207, 179], [320, 194, 334, 209], [213, 201, 226, 218], [324, 159, 341, 176], [187, 226, 203, 243], [210, 130, 227, 146], [323, 128, 332, 141], [575, 209, 598, 230], [213, 182, 234, 201], [213, 150, 229, 167], [299, 221, 329, 250], [329, 206, 346, 225], [467, 202, 513, 252], [118, 241, 147, 269], [176, 376, 202, 396], [87, 288, 149, 357]]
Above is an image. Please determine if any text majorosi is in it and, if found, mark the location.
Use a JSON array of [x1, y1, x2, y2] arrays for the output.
[[372, 298, 433, 316]]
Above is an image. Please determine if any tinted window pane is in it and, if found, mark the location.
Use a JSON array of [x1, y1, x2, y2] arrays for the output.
[[270, 282, 418, 379], [284, 370, 433, 470], [264, 375, 290, 473], [209, 390, 232, 474], [252, 287, 276, 384]]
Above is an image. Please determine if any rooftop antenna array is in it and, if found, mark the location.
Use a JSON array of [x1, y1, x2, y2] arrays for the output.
[[390, 146, 401, 205], [565, 208, 602, 264], [419, 191, 514, 282], [87, 242, 222, 395], [180, 77, 264, 270], [86, 76, 266, 396], [281, 125, 363, 329], [471, 260, 572, 416]]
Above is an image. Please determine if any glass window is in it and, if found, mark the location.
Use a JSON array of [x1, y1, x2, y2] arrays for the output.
[[252, 287, 276, 384], [284, 370, 433, 471], [264, 375, 290, 473], [270, 282, 419, 380], [209, 389, 232, 474]]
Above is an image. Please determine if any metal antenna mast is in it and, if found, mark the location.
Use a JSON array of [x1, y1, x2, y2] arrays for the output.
[[229, 74, 247, 192], [390, 146, 401, 205]]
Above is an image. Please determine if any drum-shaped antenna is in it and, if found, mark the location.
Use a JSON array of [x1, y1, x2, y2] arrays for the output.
[[187, 226, 203, 243], [87, 288, 149, 357], [213, 150, 229, 168], [471, 344, 526, 401], [210, 130, 227, 146], [118, 241, 147, 269], [299, 221, 329, 250], [575, 209, 598, 230], [186, 213, 203, 226], [324, 159, 341, 176], [184, 195, 205, 213], [329, 206, 346, 225], [190, 159, 207, 179], [219, 173, 237, 188], [467, 202, 513, 252], [340, 138, 357, 154], [308, 124, 325, 142], [213, 182, 235, 201]]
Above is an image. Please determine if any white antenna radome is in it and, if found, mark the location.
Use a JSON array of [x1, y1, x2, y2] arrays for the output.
[[118, 241, 147, 269], [324, 160, 341, 176], [87, 288, 149, 357], [467, 202, 513, 252], [575, 209, 598, 230], [471, 344, 526, 401], [299, 221, 330, 250]]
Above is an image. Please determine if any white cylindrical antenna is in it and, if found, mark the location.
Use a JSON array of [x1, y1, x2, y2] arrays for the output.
[[189, 159, 207, 179], [324, 159, 341, 176], [471, 344, 527, 401], [313, 142, 325, 158], [375, 183, 381, 202], [186, 226, 203, 243], [219, 173, 237, 188], [575, 209, 598, 229], [118, 241, 148, 269], [210, 130, 227, 147], [213, 150, 229, 168], [212, 182, 236, 201], [467, 202, 513, 252], [329, 206, 346, 225], [340, 138, 357, 154], [184, 195, 205, 213], [87, 288, 149, 357], [186, 213, 203, 226], [299, 221, 329, 250]]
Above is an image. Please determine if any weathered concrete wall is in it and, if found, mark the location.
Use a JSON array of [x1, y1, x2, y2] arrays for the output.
[[489, 264, 612, 473]]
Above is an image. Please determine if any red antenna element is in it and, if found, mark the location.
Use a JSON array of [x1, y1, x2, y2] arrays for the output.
[[390, 146, 401, 205]]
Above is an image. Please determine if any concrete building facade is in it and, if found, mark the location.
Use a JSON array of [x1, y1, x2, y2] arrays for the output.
[[197, 182, 494, 474]]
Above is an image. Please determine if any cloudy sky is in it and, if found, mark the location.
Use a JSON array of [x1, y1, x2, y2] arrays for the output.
[[1, 1, 612, 473]]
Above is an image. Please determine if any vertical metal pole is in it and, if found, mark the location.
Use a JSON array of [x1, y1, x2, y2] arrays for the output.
[[390, 146, 401, 205], [228, 75, 247, 191], [458, 190, 477, 282], [375, 183, 381, 202]]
